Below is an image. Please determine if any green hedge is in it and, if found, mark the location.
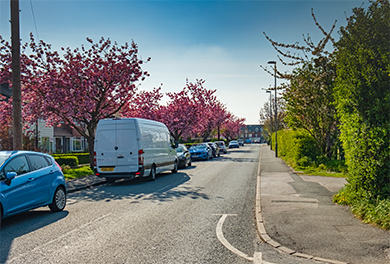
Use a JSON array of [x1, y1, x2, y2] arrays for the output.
[[52, 153, 89, 165], [53, 156, 79, 167], [272, 129, 322, 168]]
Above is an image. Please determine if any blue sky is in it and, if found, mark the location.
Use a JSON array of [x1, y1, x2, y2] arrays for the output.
[[0, 0, 363, 124]]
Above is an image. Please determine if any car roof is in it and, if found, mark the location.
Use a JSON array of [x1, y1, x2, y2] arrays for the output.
[[0, 150, 50, 157]]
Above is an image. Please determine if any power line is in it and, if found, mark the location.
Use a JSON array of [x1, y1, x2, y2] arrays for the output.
[[29, 0, 40, 42]]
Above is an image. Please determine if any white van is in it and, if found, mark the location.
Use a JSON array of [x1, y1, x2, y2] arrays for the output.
[[94, 118, 178, 182]]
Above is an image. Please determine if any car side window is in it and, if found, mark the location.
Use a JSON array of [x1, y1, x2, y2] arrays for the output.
[[28, 155, 50, 171], [3, 156, 30, 176]]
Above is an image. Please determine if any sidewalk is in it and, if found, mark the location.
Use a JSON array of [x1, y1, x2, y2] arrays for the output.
[[66, 174, 106, 193], [257, 145, 390, 264]]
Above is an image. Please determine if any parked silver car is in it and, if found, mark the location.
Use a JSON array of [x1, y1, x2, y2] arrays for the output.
[[215, 141, 228, 154]]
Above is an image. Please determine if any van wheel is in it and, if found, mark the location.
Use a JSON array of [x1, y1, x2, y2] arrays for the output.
[[106, 178, 116, 183], [148, 165, 156, 181], [49, 187, 66, 212], [171, 161, 178, 173]]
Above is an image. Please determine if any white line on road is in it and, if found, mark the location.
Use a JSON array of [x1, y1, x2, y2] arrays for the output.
[[216, 214, 275, 264], [216, 214, 254, 261]]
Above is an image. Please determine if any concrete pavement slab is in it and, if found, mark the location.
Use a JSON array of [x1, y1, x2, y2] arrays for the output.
[[257, 145, 390, 264]]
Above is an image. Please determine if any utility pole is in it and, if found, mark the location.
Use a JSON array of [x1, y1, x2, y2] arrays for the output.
[[11, 0, 23, 150]]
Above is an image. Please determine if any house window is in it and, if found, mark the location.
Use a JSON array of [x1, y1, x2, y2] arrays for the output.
[[71, 137, 84, 152]]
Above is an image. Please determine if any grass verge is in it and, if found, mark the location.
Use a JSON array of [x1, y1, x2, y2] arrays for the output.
[[62, 166, 94, 180], [334, 188, 390, 230]]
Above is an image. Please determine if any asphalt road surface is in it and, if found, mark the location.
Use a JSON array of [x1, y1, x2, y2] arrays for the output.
[[1, 145, 326, 264]]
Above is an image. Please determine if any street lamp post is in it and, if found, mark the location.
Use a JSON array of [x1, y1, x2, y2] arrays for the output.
[[267, 61, 277, 157], [266, 90, 272, 150]]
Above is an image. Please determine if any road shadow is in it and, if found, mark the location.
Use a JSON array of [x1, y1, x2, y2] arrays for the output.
[[0, 210, 68, 263], [67, 172, 210, 205]]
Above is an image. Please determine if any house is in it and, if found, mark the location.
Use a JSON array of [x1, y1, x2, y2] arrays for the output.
[[0, 83, 87, 153], [239, 124, 265, 143]]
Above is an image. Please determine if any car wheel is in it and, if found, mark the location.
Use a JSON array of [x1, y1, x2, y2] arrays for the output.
[[171, 161, 178, 173], [148, 165, 156, 181], [188, 159, 192, 167], [49, 186, 66, 212]]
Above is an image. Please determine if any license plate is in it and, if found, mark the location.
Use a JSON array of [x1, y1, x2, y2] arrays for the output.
[[192, 155, 198, 158], [101, 167, 114, 172]]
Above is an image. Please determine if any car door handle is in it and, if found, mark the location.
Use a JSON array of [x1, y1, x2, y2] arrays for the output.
[[117, 155, 124, 159], [27, 178, 35, 182]]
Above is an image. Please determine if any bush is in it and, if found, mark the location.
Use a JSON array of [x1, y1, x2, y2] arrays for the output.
[[53, 156, 79, 167], [274, 129, 322, 168], [52, 153, 90, 165]]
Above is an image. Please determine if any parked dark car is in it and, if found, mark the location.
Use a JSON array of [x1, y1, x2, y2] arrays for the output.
[[0, 151, 67, 225], [176, 144, 192, 168], [228, 140, 240, 148], [238, 139, 244, 146], [188, 143, 212, 160], [206, 142, 220, 158], [215, 141, 228, 154]]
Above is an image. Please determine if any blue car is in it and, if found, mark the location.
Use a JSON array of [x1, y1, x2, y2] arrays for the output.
[[0, 151, 67, 225], [188, 143, 212, 160]]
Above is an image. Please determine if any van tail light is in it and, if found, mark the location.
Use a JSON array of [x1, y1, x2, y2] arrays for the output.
[[138, 149, 144, 165], [94, 151, 97, 168]]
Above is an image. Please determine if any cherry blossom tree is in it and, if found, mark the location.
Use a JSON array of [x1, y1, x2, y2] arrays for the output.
[[163, 85, 200, 141], [23, 35, 150, 167], [123, 87, 164, 121], [221, 114, 245, 141]]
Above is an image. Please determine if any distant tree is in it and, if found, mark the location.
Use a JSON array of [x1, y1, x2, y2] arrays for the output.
[[262, 9, 339, 159], [23, 36, 150, 167], [259, 94, 287, 139], [334, 0, 390, 200], [222, 114, 245, 141]]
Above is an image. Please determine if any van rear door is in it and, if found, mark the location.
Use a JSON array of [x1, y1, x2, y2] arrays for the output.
[[95, 119, 139, 173]]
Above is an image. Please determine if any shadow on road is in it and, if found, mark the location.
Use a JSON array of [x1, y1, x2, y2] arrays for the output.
[[67, 172, 209, 205], [0, 210, 69, 263]]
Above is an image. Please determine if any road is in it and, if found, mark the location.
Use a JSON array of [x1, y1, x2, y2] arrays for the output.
[[1, 145, 319, 264]]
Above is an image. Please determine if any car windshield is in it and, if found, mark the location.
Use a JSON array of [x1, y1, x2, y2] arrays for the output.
[[0, 152, 12, 167], [176, 146, 184, 152], [230, 141, 237, 144]]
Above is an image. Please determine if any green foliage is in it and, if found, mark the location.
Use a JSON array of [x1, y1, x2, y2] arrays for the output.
[[334, 187, 390, 230], [53, 156, 79, 167], [62, 166, 94, 180], [334, 0, 390, 200], [274, 129, 322, 168], [284, 60, 339, 158], [52, 153, 89, 165]]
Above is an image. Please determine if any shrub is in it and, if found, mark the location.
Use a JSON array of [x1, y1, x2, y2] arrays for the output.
[[274, 129, 322, 168], [54, 156, 78, 167], [52, 153, 89, 165]]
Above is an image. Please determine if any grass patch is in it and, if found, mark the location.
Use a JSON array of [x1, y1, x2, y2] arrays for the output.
[[296, 165, 346, 178], [334, 188, 390, 230], [62, 166, 94, 180]]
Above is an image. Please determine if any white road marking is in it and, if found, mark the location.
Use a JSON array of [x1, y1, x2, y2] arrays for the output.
[[216, 214, 253, 261], [216, 214, 275, 264]]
